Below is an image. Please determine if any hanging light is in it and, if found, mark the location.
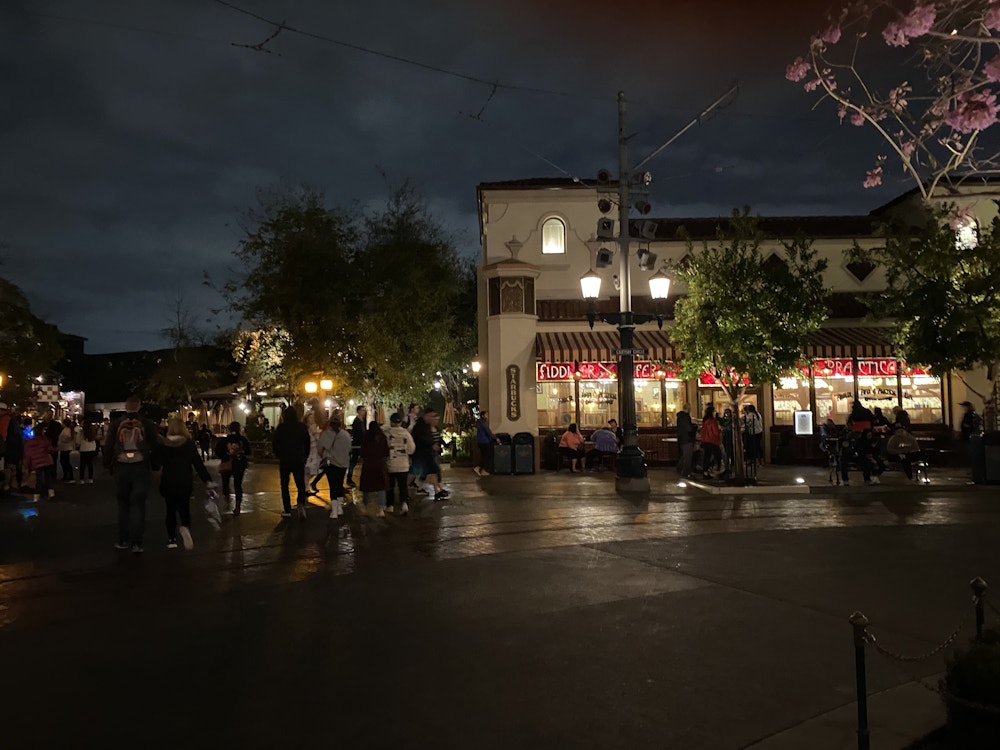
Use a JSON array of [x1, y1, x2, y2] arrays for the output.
[[580, 269, 602, 300], [648, 270, 671, 299], [320, 379, 333, 390], [304, 382, 318, 393]]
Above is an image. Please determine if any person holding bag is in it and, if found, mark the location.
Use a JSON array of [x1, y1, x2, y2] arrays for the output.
[[215, 421, 252, 516]]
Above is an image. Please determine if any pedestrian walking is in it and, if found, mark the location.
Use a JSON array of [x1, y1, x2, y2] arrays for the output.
[[78, 421, 98, 484], [304, 407, 325, 495], [360, 421, 390, 518], [95, 417, 109, 456], [402, 403, 420, 432], [216, 421, 252, 516], [411, 407, 447, 499], [719, 407, 735, 473], [346, 405, 367, 487], [474, 410, 499, 476], [23, 417, 56, 502], [272, 406, 311, 520], [385, 413, 415, 514], [315, 417, 351, 518], [104, 395, 163, 553], [198, 424, 213, 461], [676, 403, 695, 478], [57, 419, 76, 482], [156, 416, 216, 550]]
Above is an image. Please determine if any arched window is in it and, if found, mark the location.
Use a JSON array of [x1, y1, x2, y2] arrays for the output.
[[541, 217, 566, 255]]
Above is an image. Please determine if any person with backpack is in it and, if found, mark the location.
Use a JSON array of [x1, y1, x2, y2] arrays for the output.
[[156, 416, 216, 550], [216, 421, 252, 516], [103, 395, 163, 553], [741, 404, 764, 465]]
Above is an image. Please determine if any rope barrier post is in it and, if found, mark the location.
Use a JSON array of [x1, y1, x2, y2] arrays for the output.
[[849, 611, 871, 750], [971, 576, 988, 640]]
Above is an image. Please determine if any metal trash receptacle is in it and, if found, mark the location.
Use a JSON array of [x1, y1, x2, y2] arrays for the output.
[[513, 432, 535, 475], [982, 432, 1000, 483], [493, 433, 513, 475]]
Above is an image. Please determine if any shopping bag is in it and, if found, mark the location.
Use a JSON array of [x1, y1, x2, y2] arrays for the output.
[[204, 489, 223, 529]]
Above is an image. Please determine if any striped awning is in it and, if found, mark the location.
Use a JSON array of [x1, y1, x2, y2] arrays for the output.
[[536, 331, 620, 362], [536, 329, 678, 362], [804, 327, 895, 358]]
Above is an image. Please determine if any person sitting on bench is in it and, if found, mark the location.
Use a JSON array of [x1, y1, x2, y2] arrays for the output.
[[885, 423, 924, 481], [586, 424, 619, 470], [558, 423, 586, 473]]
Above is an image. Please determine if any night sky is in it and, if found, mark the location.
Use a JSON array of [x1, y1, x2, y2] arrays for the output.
[[2, 0, 893, 353]]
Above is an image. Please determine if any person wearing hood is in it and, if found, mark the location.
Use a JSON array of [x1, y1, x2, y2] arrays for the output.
[[272, 406, 311, 519], [155, 416, 216, 550]]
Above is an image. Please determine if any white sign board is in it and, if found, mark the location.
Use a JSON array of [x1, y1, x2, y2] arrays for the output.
[[794, 410, 813, 436]]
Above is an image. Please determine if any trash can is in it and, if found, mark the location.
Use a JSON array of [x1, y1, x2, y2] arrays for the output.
[[513, 432, 536, 475], [982, 432, 1000, 484], [493, 433, 513, 475], [970, 433, 987, 484]]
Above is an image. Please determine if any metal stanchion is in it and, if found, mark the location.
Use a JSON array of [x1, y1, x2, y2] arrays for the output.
[[971, 576, 988, 640], [849, 611, 871, 750]]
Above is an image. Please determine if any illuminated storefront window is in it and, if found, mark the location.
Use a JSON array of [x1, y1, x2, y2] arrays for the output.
[[696, 372, 758, 417], [773, 371, 810, 426], [535, 361, 681, 429], [811, 358, 942, 424]]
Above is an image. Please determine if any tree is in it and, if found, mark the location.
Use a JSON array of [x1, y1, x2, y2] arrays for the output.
[[669, 210, 829, 481], [222, 185, 356, 398], [0, 276, 63, 404], [789, 1, 1000, 423], [222, 182, 477, 410], [788, 0, 1000, 197], [850, 209, 1000, 426]]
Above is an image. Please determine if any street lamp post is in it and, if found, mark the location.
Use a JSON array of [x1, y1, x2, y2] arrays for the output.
[[581, 92, 675, 492]]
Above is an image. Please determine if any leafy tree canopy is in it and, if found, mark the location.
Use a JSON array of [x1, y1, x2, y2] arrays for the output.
[[670, 209, 830, 400], [223, 182, 476, 407], [0, 276, 63, 403], [851, 208, 1000, 386]]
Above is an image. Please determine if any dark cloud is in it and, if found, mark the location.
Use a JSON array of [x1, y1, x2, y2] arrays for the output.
[[0, 0, 895, 352]]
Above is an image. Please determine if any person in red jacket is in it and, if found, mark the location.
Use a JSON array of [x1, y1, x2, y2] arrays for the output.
[[22, 417, 56, 501], [700, 405, 724, 479]]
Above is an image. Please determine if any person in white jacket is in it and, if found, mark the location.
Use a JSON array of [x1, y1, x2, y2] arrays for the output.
[[385, 413, 416, 515], [315, 418, 352, 518]]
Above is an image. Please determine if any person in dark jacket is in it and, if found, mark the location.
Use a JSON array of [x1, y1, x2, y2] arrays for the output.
[[157, 416, 215, 550], [411, 408, 447, 499], [104, 395, 163, 553], [346, 405, 367, 487], [474, 411, 499, 477], [2, 403, 25, 494], [675, 404, 695, 478], [215, 421, 252, 516], [359, 421, 390, 517], [272, 406, 311, 519], [198, 424, 214, 461]]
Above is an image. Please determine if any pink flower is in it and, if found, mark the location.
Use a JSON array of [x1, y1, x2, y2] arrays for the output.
[[985, 56, 1000, 83], [786, 57, 810, 82], [946, 90, 1000, 133], [883, 4, 937, 47], [901, 140, 916, 157], [887, 83, 911, 112], [850, 110, 866, 126], [985, 3, 1000, 31], [863, 167, 884, 188], [804, 77, 822, 92], [821, 25, 842, 44], [838, 103, 848, 123]]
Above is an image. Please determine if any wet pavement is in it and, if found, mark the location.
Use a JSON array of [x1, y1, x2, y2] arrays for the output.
[[1, 462, 997, 749]]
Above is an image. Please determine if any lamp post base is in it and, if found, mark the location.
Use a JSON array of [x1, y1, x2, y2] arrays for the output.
[[615, 447, 649, 493]]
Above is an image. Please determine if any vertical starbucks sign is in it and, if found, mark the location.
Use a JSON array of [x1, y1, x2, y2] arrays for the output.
[[506, 364, 520, 421]]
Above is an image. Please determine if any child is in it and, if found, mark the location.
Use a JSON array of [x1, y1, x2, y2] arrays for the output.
[[22, 417, 56, 501]]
